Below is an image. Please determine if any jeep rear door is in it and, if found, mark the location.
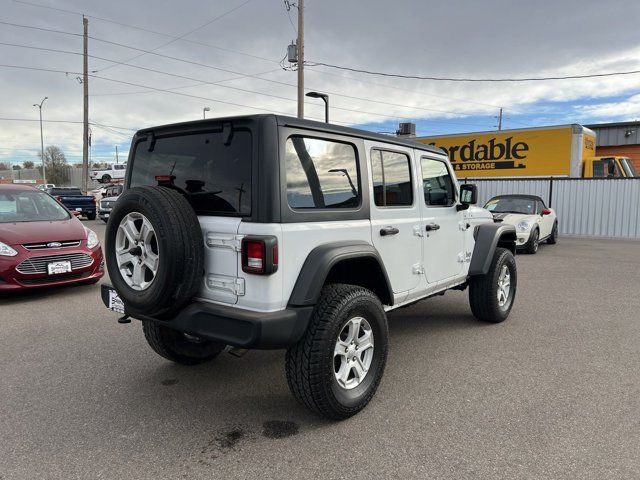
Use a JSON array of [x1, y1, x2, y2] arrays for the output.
[[128, 127, 253, 305], [366, 142, 422, 300]]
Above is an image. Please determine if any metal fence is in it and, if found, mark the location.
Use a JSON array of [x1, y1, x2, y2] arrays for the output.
[[466, 178, 640, 238]]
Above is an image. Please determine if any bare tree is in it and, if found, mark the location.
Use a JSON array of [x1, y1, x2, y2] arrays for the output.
[[23, 160, 35, 169], [42, 145, 71, 185], [0, 162, 10, 170]]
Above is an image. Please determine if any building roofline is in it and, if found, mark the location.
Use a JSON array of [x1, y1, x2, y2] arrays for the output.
[[584, 120, 640, 129]]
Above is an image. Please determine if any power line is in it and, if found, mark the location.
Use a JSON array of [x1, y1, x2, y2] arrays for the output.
[[0, 19, 523, 118], [307, 61, 640, 82], [0, 42, 493, 127], [0, 20, 286, 88], [0, 116, 137, 131], [0, 20, 81, 37], [283, 1, 297, 34], [0, 63, 324, 121], [96, 0, 254, 73], [0, 62, 492, 128], [0, 116, 82, 124], [13, 0, 279, 65]]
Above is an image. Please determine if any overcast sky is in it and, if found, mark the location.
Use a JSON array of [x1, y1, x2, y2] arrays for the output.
[[1, 0, 639, 165]]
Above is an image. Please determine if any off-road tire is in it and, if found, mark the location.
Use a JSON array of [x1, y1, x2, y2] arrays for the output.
[[142, 321, 225, 365], [285, 284, 388, 420], [524, 228, 539, 254], [547, 222, 558, 245], [101, 174, 111, 183], [105, 186, 204, 318], [469, 247, 517, 323]]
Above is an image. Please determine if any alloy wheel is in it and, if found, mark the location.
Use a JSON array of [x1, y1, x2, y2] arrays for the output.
[[333, 316, 375, 390]]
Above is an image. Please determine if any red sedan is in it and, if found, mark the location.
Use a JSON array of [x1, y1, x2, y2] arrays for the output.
[[0, 184, 104, 291]]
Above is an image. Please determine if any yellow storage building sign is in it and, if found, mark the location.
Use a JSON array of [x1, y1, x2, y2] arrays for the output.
[[417, 126, 578, 178]]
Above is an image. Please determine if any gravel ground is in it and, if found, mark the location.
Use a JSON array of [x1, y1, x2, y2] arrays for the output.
[[1, 221, 639, 479]]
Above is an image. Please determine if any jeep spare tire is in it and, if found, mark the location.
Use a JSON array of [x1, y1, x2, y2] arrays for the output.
[[105, 186, 204, 317]]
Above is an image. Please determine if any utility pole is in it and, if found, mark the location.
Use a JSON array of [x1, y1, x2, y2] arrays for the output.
[[497, 107, 503, 131], [33, 97, 47, 184], [82, 16, 89, 193], [115, 145, 119, 164], [296, 0, 304, 118]]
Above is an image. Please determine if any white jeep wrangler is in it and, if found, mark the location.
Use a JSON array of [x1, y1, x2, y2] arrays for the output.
[[101, 115, 517, 420]]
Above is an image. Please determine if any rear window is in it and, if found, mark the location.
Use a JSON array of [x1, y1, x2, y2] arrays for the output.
[[129, 130, 252, 216]]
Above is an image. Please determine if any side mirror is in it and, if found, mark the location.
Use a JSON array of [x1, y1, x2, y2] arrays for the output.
[[457, 184, 477, 211], [541, 208, 551, 216]]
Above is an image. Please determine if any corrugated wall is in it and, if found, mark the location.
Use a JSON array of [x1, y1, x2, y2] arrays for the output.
[[469, 178, 640, 238]]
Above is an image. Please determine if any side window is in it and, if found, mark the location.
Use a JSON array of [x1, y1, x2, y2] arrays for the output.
[[421, 157, 455, 206], [114, 164, 126, 170], [592, 160, 605, 178], [285, 136, 360, 209], [371, 149, 413, 207]]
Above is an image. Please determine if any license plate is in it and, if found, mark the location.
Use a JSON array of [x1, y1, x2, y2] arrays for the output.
[[108, 289, 125, 314], [75, 208, 83, 212], [47, 261, 72, 275]]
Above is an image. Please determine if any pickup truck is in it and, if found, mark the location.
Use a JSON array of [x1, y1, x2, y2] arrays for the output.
[[90, 164, 127, 183], [46, 187, 96, 220], [98, 184, 122, 222]]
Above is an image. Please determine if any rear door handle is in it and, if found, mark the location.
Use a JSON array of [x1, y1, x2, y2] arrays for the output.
[[379, 226, 399, 236], [425, 223, 440, 232]]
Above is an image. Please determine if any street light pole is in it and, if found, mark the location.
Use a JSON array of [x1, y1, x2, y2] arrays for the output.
[[297, 0, 304, 118], [33, 96, 48, 185], [203, 106, 211, 119], [305, 91, 329, 123]]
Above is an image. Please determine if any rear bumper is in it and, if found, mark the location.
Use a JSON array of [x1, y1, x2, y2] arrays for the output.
[[101, 284, 313, 349], [65, 206, 96, 216]]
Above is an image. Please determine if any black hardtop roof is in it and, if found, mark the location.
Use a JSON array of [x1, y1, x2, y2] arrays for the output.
[[135, 114, 444, 155], [488, 194, 544, 202]]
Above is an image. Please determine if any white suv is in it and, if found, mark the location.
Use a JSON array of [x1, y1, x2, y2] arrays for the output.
[[101, 115, 517, 419]]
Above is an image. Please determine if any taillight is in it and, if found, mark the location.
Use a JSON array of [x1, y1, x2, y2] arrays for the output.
[[241, 236, 278, 275], [155, 175, 176, 182], [245, 241, 264, 272]]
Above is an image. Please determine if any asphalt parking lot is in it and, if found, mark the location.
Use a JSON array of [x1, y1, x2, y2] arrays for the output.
[[1, 220, 639, 480]]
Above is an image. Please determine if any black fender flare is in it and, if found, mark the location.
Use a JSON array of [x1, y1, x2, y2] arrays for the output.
[[469, 223, 517, 276], [288, 241, 394, 306]]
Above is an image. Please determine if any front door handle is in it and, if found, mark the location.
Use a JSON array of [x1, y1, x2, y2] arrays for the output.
[[425, 223, 441, 232], [380, 226, 399, 236]]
